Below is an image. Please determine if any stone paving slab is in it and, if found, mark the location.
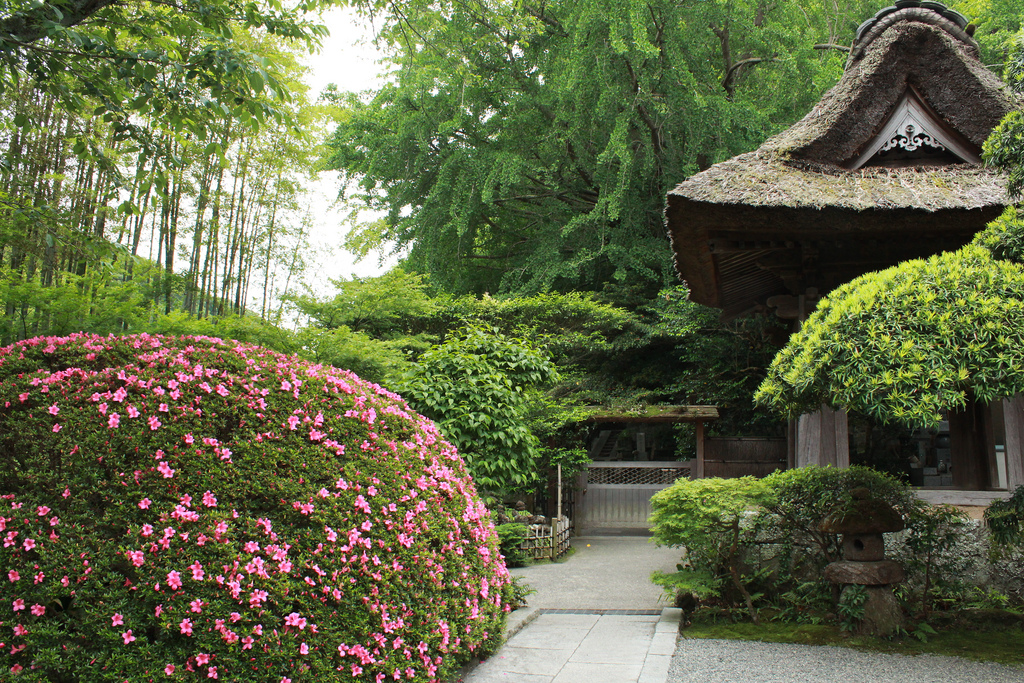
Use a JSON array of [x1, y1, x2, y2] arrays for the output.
[[463, 609, 682, 683], [459, 535, 685, 683]]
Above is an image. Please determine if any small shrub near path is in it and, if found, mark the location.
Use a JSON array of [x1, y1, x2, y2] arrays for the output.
[[0, 333, 511, 682]]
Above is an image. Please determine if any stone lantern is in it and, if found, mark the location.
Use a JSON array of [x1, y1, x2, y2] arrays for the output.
[[821, 488, 905, 636]]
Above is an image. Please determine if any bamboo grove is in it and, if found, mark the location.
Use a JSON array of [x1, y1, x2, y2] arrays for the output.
[[0, 27, 330, 345]]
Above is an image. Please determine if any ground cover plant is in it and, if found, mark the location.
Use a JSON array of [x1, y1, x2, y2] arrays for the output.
[[650, 467, 1024, 636], [0, 333, 512, 681]]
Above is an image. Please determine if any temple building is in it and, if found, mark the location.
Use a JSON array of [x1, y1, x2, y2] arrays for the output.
[[665, 3, 1022, 499]]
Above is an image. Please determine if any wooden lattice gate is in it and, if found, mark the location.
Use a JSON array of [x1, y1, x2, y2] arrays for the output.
[[575, 462, 690, 534]]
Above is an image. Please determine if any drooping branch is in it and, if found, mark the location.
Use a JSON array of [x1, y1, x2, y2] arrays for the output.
[[814, 42, 851, 52], [722, 57, 775, 99], [0, 0, 118, 44]]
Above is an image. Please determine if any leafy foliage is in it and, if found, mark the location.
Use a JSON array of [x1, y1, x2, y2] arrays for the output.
[[0, 333, 511, 681], [287, 269, 438, 337], [327, 0, 876, 295], [650, 467, 958, 626], [650, 477, 772, 623], [0, 0, 327, 177], [754, 246, 1024, 426], [985, 485, 1024, 553], [395, 326, 564, 494], [759, 465, 916, 566]]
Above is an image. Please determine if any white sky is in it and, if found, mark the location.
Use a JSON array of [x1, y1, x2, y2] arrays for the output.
[[296, 7, 399, 293]]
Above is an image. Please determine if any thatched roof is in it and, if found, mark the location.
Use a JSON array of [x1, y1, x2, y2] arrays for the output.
[[672, 155, 1005, 212], [666, 3, 1020, 316]]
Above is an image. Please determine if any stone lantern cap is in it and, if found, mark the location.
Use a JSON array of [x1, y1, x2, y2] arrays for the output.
[[819, 488, 905, 535]]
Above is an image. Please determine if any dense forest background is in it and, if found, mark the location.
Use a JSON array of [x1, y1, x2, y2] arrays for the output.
[[2, 0, 1022, 485]]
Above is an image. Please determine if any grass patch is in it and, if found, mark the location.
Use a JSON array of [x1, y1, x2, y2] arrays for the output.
[[683, 608, 1024, 668]]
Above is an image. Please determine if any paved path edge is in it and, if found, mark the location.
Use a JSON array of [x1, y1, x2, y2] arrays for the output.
[[455, 606, 682, 683]]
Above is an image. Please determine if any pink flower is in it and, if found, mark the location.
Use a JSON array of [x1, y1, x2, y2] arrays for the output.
[[189, 561, 205, 581], [229, 612, 241, 622], [13, 624, 28, 636], [157, 461, 175, 478], [139, 498, 151, 509], [52, 423, 62, 433], [241, 636, 254, 650], [179, 618, 193, 636], [22, 538, 36, 551], [202, 491, 217, 507], [127, 405, 140, 418], [190, 599, 203, 613], [112, 613, 124, 626], [287, 415, 300, 430], [207, 666, 218, 679], [284, 612, 307, 629], [36, 506, 50, 516], [8, 570, 19, 582], [13, 599, 25, 611], [148, 415, 162, 430], [108, 413, 120, 428], [30, 604, 45, 616], [167, 570, 182, 590], [184, 433, 195, 444], [122, 630, 136, 644], [164, 664, 175, 675], [48, 404, 59, 415], [128, 550, 145, 567], [196, 653, 209, 665], [141, 524, 154, 537], [300, 642, 309, 655]]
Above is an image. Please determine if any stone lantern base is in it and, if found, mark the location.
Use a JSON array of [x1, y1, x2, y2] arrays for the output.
[[826, 560, 905, 637]]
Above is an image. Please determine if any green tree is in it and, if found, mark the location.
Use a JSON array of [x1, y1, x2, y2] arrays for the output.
[[754, 245, 1024, 426], [395, 325, 564, 494], [650, 476, 772, 623], [0, 0, 327, 174], [327, 0, 878, 295], [287, 268, 437, 335]]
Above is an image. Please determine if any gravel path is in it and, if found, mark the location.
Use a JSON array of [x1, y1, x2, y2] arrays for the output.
[[669, 639, 1024, 683]]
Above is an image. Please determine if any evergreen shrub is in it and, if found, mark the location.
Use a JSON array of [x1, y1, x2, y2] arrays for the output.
[[0, 333, 511, 681]]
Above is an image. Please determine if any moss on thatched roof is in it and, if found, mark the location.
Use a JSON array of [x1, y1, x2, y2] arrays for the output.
[[665, 5, 1021, 314], [672, 153, 1006, 212], [669, 10, 1017, 211], [765, 19, 1012, 166]]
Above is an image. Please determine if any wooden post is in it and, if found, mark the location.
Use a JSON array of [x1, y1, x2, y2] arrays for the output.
[[556, 464, 563, 520], [694, 420, 705, 479], [948, 396, 994, 490], [550, 520, 557, 561], [1004, 395, 1024, 490], [796, 405, 849, 467]]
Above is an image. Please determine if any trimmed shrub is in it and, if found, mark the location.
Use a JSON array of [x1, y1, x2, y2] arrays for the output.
[[0, 333, 511, 682]]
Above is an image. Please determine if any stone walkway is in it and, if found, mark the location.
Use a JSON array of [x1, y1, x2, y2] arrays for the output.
[[465, 609, 681, 683], [461, 535, 684, 683]]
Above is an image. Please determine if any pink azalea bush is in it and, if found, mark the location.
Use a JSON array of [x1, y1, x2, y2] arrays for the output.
[[0, 333, 512, 681]]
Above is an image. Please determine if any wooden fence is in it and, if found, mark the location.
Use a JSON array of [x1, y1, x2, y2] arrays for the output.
[[703, 437, 787, 478], [516, 516, 573, 561], [575, 462, 691, 533]]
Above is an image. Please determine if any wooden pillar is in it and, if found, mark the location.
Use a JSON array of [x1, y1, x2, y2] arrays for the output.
[[796, 405, 849, 468], [948, 396, 994, 491], [1001, 395, 1024, 491], [693, 420, 705, 479]]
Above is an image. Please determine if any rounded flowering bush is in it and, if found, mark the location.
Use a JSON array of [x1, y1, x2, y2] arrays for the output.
[[0, 333, 512, 682]]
